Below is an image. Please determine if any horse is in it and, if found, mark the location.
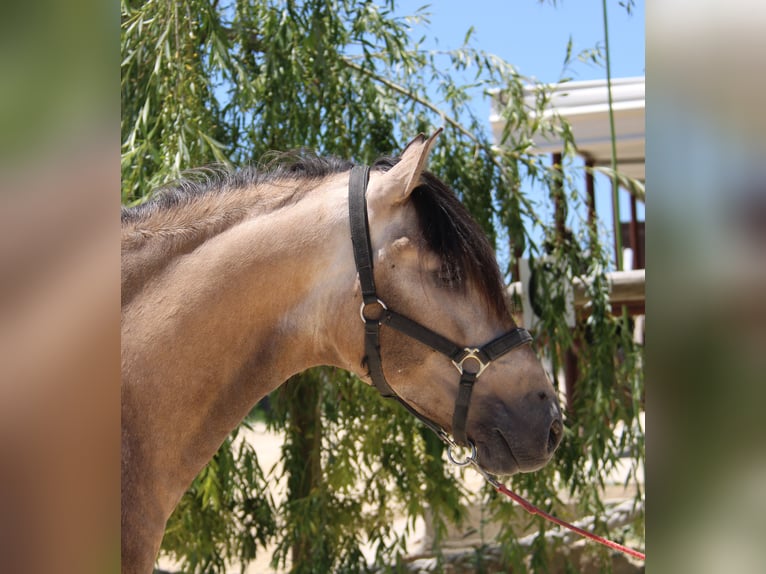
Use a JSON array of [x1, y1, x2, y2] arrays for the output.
[[121, 131, 563, 573]]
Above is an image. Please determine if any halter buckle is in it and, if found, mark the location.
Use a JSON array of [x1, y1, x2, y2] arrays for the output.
[[452, 348, 489, 378]]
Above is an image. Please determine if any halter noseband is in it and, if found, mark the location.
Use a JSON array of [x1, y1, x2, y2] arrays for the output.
[[348, 165, 533, 450]]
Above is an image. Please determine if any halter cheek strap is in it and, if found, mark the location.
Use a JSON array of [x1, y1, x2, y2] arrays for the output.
[[348, 165, 532, 447], [349, 165, 397, 398]]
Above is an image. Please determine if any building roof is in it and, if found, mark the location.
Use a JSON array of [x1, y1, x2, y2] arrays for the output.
[[490, 76, 645, 182]]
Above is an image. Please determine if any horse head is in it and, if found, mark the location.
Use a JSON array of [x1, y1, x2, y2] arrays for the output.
[[351, 131, 563, 475]]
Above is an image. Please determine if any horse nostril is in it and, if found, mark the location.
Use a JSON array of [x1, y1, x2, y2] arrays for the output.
[[547, 418, 563, 453], [538, 391, 548, 401]]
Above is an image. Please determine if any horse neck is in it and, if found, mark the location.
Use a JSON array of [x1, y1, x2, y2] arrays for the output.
[[121, 174, 362, 529], [124, 175, 360, 366]]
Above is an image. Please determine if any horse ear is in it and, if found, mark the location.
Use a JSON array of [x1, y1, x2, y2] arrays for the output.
[[373, 128, 442, 205]]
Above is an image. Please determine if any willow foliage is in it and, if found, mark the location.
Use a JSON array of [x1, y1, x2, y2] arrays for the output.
[[121, 1, 644, 572]]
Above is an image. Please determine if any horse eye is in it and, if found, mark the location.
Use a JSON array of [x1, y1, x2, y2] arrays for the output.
[[435, 263, 460, 288]]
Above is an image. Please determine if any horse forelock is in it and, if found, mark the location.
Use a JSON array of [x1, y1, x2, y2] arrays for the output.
[[372, 157, 510, 319]]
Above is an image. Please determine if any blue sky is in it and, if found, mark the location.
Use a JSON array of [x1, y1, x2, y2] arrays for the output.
[[394, 1, 644, 81], [393, 0, 644, 124], [392, 1, 645, 268]]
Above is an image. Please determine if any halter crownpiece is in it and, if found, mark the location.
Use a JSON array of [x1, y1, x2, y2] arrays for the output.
[[348, 165, 532, 450]]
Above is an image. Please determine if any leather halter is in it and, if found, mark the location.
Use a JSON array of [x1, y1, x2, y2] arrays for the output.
[[348, 165, 533, 448]]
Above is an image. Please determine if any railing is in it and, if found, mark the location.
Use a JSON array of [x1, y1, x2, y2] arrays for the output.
[[508, 269, 645, 315]]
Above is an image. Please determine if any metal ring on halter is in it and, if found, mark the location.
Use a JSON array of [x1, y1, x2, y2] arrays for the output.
[[447, 441, 477, 467], [451, 348, 490, 378], [359, 298, 388, 323]]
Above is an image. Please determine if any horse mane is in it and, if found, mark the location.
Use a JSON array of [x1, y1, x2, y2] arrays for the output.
[[122, 151, 509, 316], [120, 152, 355, 225]]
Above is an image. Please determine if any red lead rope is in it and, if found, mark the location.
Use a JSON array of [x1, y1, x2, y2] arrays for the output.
[[458, 457, 645, 561], [492, 479, 646, 561], [444, 439, 646, 560]]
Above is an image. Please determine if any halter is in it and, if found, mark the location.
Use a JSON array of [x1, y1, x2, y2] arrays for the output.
[[348, 165, 532, 455]]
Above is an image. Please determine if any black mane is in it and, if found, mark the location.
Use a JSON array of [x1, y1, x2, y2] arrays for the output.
[[122, 151, 508, 316]]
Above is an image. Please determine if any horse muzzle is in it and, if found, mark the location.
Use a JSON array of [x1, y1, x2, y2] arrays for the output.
[[473, 391, 563, 475]]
